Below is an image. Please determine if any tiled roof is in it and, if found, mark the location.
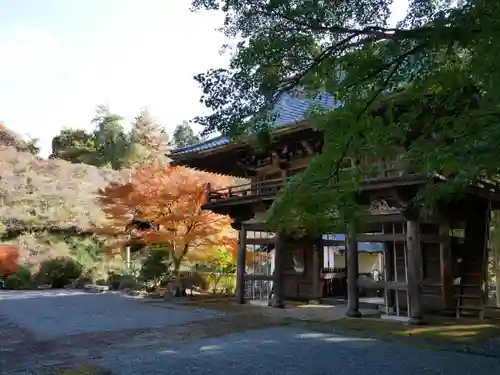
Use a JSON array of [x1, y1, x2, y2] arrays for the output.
[[170, 92, 337, 156]]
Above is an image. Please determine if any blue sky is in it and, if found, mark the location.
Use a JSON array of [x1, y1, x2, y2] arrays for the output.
[[0, 0, 408, 157]]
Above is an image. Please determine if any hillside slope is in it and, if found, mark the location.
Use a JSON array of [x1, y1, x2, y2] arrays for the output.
[[0, 125, 128, 271], [0, 146, 128, 232]]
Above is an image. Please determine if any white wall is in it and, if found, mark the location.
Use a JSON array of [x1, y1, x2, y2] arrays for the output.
[[323, 247, 382, 274]]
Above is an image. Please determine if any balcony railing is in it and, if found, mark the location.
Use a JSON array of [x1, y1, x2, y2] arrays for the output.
[[205, 178, 285, 204], [204, 163, 410, 206]]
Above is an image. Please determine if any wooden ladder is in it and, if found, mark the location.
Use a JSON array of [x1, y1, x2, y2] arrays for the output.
[[456, 201, 491, 320], [455, 273, 486, 320]]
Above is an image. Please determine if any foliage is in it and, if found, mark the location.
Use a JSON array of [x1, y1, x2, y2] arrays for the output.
[[0, 244, 19, 277], [9, 264, 32, 288], [490, 211, 500, 306], [0, 122, 132, 280], [139, 246, 173, 286], [0, 145, 128, 232], [128, 108, 170, 165], [4, 274, 21, 289], [50, 128, 97, 164], [191, 0, 500, 233], [201, 249, 236, 293], [51, 106, 169, 169], [171, 121, 201, 149], [91, 105, 130, 169], [36, 256, 83, 288], [0, 123, 37, 153], [97, 165, 236, 275]]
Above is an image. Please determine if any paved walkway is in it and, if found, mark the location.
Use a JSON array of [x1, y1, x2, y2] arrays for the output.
[[0, 291, 499, 375]]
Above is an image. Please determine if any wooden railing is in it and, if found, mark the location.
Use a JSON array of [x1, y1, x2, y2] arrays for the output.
[[205, 178, 286, 204], [203, 162, 409, 205]]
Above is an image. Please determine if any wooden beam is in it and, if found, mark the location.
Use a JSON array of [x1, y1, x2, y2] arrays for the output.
[[300, 140, 314, 156], [439, 221, 454, 310], [311, 239, 322, 303], [270, 232, 285, 308], [406, 220, 424, 324], [235, 226, 247, 304], [345, 224, 362, 317]]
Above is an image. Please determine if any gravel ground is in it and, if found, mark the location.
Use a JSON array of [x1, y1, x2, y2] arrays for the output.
[[0, 290, 222, 340], [2, 291, 500, 375], [76, 327, 500, 375]]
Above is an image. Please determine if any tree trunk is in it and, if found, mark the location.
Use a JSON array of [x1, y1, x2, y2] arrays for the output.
[[171, 258, 184, 297]]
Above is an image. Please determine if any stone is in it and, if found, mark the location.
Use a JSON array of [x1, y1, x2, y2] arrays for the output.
[[83, 284, 109, 293]]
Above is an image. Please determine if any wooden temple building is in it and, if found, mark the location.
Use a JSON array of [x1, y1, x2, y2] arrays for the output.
[[170, 92, 497, 323]]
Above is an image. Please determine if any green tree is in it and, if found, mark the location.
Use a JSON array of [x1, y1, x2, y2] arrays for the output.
[[139, 245, 172, 287], [50, 128, 97, 164], [203, 249, 235, 294], [191, 0, 500, 233], [172, 121, 201, 149], [92, 105, 130, 169], [25, 136, 40, 156]]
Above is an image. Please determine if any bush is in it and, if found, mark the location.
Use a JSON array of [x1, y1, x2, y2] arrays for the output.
[[15, 264, 32, 286], [4, 274, 20, 289], [118, 275, 138, 290], [37, 257, 83, 288], [179, 271, 209, 292]]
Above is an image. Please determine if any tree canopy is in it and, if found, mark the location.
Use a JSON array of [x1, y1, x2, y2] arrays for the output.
[[51, 106, 170, 169], [191, 0, 500, 233], [172, 121, 202, 149], [97, 165, 236, 274]]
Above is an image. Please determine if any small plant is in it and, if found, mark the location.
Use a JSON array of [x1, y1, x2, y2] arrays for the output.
[[139, 246, 173, 288], [15, 264, 32, 287], [37, 257, 83, 288], [203, 250, 236, 294], [4, 274, 21, 289]]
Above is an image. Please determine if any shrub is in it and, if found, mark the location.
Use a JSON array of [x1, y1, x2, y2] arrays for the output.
[[37, 257, 83, 288], [179, 271, 209, 292], [118, 274, 138, 290], [15, 264, 32, 286], [4, 274, 20, 289], [139, 248, 172, 287]]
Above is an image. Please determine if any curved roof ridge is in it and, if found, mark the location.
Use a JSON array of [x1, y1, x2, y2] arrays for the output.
[[170, 91, 337, 156]]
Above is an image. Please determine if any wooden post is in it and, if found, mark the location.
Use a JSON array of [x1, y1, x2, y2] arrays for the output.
[[310, 239, 322, 304], [439, 221, 454, 310], [346, 224, 361, 317], [406, 220, 424, 324], [270, 232, 285, 308], [204, 183, 211, 202], [235, 226, 247, 304], [125, 246, 131, 269]]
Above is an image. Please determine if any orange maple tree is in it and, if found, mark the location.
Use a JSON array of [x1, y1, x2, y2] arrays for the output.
[[97, 165, 236, 275], [0, 244, 19, 278]]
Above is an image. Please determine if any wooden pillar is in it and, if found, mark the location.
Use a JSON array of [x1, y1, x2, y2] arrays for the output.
[[310, 239, 322, 303], [384, 243, 395, 311], [346, 224, 361, 317], [270, 232, 285, 308], [235, 225, 247, 304], [406, 220, 424, 324], [439, 221, 454, 310]]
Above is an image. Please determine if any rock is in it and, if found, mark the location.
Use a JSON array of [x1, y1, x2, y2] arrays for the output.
[[83, 284, 109, 293], [164, 279, 183, 299]]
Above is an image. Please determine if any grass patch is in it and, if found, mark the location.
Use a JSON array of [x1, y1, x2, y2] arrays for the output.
[[31, 363, 114, 375], [313, 317, 500, 345]]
